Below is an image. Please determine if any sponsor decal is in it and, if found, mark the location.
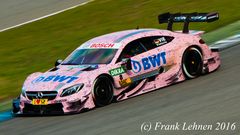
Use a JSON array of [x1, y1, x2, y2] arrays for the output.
[[32, 99, 48, 105], [190, 16, 206, 21], [119, 77, 132, 87], [174, 16, 206, 22], [79, 43, 121, 49], [132, 52, 166, 73], [109, 66, 127, 76], [90, 43, 115, 48], [32, 75, 79, 84], [207, 14, 218, 20], [131, 69, 160, 82], [132, 60, 142, 73], [154, 37, 167, 46]]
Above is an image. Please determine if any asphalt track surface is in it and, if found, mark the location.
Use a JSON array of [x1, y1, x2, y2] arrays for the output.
[[0, 0, 89, 30], [0, 43, 239, 135]]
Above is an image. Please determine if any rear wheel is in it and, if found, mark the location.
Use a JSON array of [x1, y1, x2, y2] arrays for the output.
[[92, 76, 113, 107], [182, 47, 203, 79]]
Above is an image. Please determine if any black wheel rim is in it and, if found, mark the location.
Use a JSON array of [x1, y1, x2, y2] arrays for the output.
[[184, 49, 202, 77]]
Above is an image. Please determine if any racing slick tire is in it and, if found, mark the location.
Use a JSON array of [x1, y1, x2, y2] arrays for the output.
[[182, 47, 203, 79], [92, 76, 114, 107]]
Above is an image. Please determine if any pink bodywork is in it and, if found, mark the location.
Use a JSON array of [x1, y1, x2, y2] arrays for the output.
[[19, 29, 220, 114]]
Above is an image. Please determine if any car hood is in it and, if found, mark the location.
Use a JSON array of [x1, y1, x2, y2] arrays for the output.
[[24, 65, 100, 92]]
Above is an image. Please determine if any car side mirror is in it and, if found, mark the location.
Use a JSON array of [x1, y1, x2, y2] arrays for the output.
[[121, 58, 132, 70], [55, 59, 63, 67]]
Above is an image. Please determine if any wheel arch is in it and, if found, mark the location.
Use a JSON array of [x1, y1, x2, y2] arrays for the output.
[[181, 45, 203, 63], [185, 45, 203, 55], [95, 73, 114, 83]]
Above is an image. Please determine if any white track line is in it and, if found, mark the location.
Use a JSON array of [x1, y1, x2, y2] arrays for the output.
[[0, 0, 94, 32], [210, 34, 240, 51]]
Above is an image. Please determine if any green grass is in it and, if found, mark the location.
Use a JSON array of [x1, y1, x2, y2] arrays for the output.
[[0, 0, 240, 104], [0, 100, 11, 112], [203, 20, 240, 44]]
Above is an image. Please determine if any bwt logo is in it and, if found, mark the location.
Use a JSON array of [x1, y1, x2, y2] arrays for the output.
[[32, 75, 79, 84], [131, 52, 166, 73]]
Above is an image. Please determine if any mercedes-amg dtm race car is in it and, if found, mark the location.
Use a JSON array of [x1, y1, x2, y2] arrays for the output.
[[13, 12, 220, 115]]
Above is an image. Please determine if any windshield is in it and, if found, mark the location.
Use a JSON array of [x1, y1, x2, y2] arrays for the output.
[[62, 49, 118, 65]]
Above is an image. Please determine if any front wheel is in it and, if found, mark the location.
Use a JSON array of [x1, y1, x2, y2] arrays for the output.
[[182, 47, 203, 79], [92, 76, 114, 107]]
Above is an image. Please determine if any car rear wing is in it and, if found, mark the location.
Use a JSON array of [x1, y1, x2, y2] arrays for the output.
[[158, 12, 219, 33]]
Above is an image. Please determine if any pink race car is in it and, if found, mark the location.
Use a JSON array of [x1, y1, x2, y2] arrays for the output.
[[13, 12, 220, 115]]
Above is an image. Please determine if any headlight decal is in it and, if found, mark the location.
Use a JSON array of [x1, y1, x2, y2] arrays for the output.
[[21, 87, 26, 98], [60, 84, 84, 97]]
